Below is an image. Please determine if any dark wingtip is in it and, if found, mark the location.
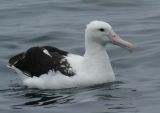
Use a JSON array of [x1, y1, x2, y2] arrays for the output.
[[9, 53, 25, 66]]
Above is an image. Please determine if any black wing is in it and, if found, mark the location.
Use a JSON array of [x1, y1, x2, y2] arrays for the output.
[[9, 46, 75, 77]]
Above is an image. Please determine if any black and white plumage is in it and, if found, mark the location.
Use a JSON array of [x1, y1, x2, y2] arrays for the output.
[[9, 46, 75, 77], [8, 20, 133, 89]]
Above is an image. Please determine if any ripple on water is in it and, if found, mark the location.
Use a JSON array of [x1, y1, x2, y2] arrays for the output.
[[0, 0, 160, 113], [0, 81, 139, 113]]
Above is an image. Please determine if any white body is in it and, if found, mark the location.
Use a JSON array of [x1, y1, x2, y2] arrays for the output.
[[12, 50, 115, 89]]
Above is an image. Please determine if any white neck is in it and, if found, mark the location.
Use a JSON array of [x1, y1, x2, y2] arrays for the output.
[[84, 38, 110, 65], [84, 33, 108, 58], [83, 35, 115, 82], [84, 39, 106, 57]]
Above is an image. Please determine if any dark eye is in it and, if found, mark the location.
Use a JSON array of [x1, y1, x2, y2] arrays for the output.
[[99, 28, 105, 32]]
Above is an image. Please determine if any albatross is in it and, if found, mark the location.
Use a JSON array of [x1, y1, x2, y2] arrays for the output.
[[8, 20, 133, 89]]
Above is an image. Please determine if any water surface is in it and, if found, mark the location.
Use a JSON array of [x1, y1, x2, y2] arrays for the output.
[[0, 0, 160, 113]]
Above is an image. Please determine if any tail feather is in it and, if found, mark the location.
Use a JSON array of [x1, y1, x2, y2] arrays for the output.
[[8, 52, 32, 77], [9, 53, 25, 66]]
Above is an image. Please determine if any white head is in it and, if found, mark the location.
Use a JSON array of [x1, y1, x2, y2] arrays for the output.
[[85, 20, 133, 51]]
